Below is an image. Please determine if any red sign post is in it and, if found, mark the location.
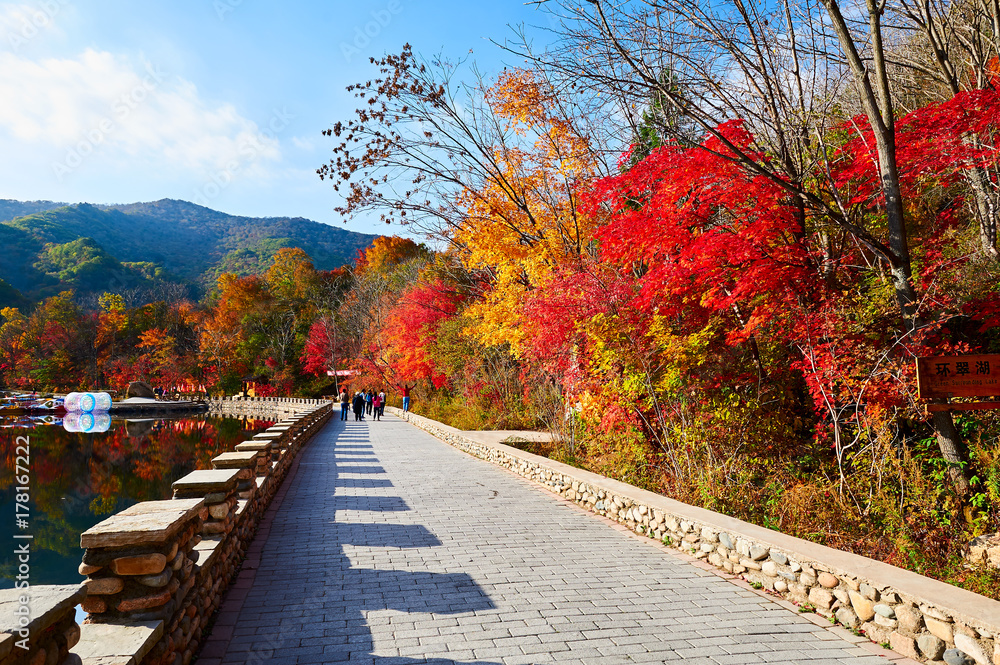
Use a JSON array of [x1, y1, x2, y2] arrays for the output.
[[916, 354, 1000, 411]]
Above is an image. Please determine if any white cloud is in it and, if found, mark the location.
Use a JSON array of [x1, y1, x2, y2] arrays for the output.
[[0, 48, 282, 176], [0, 1, 69, 50]]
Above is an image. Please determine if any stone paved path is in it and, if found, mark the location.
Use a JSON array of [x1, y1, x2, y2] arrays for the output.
[[197, 414, 894, 665]]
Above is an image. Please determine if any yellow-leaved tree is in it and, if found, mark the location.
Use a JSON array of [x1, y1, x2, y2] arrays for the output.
[[455, 69, 603, 352]]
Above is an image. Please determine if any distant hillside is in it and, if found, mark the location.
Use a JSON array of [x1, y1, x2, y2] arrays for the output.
[[0, 199, 68, 223], [0, 199, 379, 310]]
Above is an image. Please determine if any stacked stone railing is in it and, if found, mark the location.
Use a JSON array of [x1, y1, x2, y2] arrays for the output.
[[67, 400, 333, 665], [0, 585, 86, 665], [389, 407, 1000, 665], [205, 396, 327, 419]]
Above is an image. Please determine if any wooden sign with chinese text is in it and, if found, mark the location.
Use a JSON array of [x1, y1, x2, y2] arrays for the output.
[[916, 354, 1000, 400]]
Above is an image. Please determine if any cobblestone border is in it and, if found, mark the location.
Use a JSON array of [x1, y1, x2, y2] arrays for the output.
[[389, 407, 1000, 665]]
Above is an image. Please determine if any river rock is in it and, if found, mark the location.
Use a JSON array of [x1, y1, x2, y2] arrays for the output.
[[944, 649, 975, 665], [749, 546, 768, 561], [117, 587, 173, 613], [890, 633, 919, 659], [860, 582, 878, 600], [849, 591, 875, 621], [864, 622, 889, 645], [927, 616, 956, 643], [818, 572, 839, 588], [79, 563, 102, 576], [770, 551, 788, 565], [896, 604, 923, 633], [111, 553, 167, 576], [137, 569, 172, 588], [81, 596, 107, 614], [954, 634, 990, 665], [85, 577, 124, 595], [968, 533, 1000, 564], [836, 607, 859, 629], [874, 614, 897, 629], [719, 533, 733, 549], [874, 603, 895, 618], [202, 521, 227, 535], [208, 503, 229, 520], [808, 587, 834, 610], [918, 634, 945, 660], [761, 561, 777, 577]]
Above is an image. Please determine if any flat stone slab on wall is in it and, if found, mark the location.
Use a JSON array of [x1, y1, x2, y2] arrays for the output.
[[0, 584, 85, 665], [171, 470, 239, 493], [210, 452, 259, 469], [81, 500, 204, 549], [0, 585, 84, 637], [74, 621, 163, 665]]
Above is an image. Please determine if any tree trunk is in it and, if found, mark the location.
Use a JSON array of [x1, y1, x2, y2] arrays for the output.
[[965, 164, 1000, 260], [822, 0, 972, 495], [931, 409, 972, 495]]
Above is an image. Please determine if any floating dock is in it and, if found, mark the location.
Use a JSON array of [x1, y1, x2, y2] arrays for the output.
[[109, 397, 208, 415]]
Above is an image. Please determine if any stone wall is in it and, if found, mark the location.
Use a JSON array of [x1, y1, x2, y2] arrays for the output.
[[389, 407, 1000, 665], [71, 399, 333, 665], [205, 397, 327, 419], [0, 585, 85, 665]]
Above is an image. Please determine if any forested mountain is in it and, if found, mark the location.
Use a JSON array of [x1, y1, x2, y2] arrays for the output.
[[0, 199, 68, 222], [0, 199, 378, 309]]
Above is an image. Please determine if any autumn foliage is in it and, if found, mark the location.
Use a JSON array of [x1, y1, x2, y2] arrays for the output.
[[320, 60, 1000, 594]]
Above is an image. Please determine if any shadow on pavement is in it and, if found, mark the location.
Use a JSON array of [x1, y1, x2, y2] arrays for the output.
[[231, 420, 500, 665]]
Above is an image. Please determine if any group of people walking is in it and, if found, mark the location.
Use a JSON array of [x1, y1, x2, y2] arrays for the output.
[[339, 388, 386, 421], [337, 383, 415, 422]]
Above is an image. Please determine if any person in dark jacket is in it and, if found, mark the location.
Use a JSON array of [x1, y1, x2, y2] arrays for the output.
[[352, 391, 366, 421]]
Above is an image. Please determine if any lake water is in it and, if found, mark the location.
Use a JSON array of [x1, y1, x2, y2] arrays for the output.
[[0, 412, 275, 590]]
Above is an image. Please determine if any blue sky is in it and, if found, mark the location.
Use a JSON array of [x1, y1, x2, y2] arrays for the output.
[[0, 0, 552, 235]]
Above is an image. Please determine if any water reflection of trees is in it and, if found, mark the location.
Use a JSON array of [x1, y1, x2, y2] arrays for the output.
[[0, 415, 272, 586]]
